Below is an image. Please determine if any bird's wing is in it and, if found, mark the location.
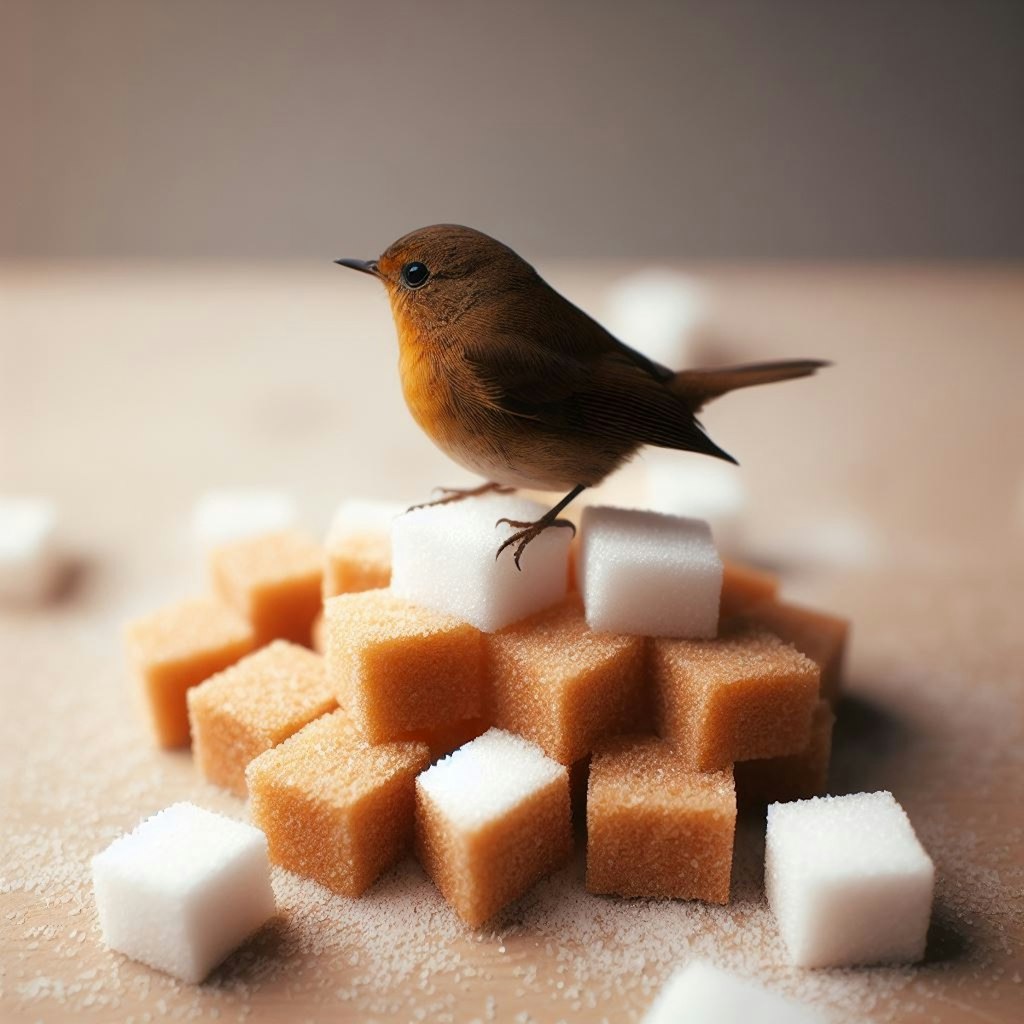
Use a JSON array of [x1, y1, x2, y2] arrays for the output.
[[457, 331, 732, 461]]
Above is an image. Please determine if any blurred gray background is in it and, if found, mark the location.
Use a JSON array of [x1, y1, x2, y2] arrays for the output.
[[4, 0, 1023, 262]]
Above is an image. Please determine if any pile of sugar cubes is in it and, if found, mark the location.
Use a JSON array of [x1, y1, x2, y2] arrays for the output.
[[97, 489, 934, 1004]]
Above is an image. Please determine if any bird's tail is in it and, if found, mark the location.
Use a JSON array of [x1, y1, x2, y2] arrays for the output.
[[670, 359, 829, 413]]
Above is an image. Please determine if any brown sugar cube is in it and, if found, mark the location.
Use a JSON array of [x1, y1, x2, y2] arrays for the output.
[[187, 640, 337, 795], [325, 589, 483, 743], [125, 596, 256, 749], [651, 624, 819, 770], [586, 736, 735, 903], [719, 560, 779, 617], [734, 699, 834, 807], [484, 596, 647, 765], [209, 529, 323, 647], [397, 716, 490, 762], [732, 598, 849, 704], [246, 709, 429, 897], [415, 728, 572, 926]]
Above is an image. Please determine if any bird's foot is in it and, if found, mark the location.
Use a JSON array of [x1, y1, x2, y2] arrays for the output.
[[494, 515, 576, 572], [407, 482, 516, 513]]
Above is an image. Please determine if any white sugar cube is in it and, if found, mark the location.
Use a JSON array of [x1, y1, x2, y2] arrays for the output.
[[92, 803, 276, 983], [192, 490, 296, 548], [602, 269, 706, 370], [644, 453, 747, 553], [644, 960, 826, 1024], [418, 727, 565, 832], [580, 505, 722, 638], [390, 495, 570, 632], [765, 791, 935, 967], [0, 497, 59, 602]]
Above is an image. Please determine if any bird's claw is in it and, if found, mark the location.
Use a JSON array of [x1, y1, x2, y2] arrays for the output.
[[494, 517, 576, 572], [407, 482, 515, 513]]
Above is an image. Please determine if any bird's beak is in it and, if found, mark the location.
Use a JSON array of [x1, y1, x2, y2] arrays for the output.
[[334, 258, 380, 277]]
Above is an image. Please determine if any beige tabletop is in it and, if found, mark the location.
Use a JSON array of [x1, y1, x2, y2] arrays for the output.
[[2, 263, 1022, 1023]]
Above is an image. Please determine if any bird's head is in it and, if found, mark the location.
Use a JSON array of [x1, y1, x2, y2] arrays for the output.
[[336, 224, 539, 340]]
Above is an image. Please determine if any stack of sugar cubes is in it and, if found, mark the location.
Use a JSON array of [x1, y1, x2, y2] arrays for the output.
[[104, 486, 932, 990]]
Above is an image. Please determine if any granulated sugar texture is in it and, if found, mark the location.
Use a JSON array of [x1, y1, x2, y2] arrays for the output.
[[3, 535, 1023, 1022]]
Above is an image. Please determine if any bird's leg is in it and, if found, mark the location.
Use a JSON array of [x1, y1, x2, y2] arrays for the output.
[[495, 485, 587, 571], [407, 481, 516, 513]]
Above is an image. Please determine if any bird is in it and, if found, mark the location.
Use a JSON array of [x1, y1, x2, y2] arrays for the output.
[[336, 224, 826, 569]]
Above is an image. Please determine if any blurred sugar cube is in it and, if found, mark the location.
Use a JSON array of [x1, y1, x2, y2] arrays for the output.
[[0, 497, 60, 602], [192, 489, 296, 549], [390, 495, 570, 632], [602, 268, 707, 369], [644, 452, 747, 553]]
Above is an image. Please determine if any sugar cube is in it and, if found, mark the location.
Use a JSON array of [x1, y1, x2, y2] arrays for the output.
[[390, 495, 571, 632], [325, 590, 483, 742], [91, 803, 275, 983], [209, 529, 323, 646], [0, 497, 59, 602], [734, 699, 834, 807], [187, 641, 337, 795], [484, 596, 647, 764], [733, 598, 849, 704], [602, 268, 705, 370], [643, 960, 826, 1024], [247, 710, 429, 896], [650, 625, 819, 770], [416, 728, 572, 926], [766, 791, 935, 967], [719, 559, 779, 617], [323, 498, 405, 598], [586, 737, 735, 903], [580, 505, 722, 638], [644, 453, 747, 553], [125, 597, 256, 748], [192, 490, 296, 549]]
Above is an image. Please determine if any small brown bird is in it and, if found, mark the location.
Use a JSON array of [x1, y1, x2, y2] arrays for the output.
[[337, 225, 825, 568]]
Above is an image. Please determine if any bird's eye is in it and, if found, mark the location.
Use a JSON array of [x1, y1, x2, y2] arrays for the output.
[[401, 262, 430, 289]]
